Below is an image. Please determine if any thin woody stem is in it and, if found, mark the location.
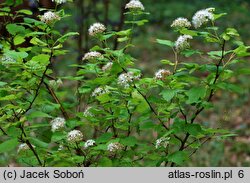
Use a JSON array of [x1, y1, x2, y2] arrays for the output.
[[44, 82, 70, 120], [119, 67, 183, 143], [171, 40, 226, 167]]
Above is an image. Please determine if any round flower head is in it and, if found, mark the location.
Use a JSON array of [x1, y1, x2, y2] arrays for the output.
[[125, 0, 145, 11], [171, 17, 191, 28], [83, 106, 94, 117], [107, 142, 123, 152], [91, 86, 109, 97], [155, 137, 170, 149], [192, 8, 214, 29], [67, 130, 83, 143], [175, 35, 193, 52], [102, 62, 113, 71], [118, 72, 141, 88], [50, 117, 66, 132], [84, 139, 96, 148], [40, 11, 60, 24], [82, 51, 103, 61], [52, 0, 67, 4], [88, 23, 106, 37], [155, 69, 171, 80]]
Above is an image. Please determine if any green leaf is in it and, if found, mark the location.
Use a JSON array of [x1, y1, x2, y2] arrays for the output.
[[0, 138, 19, 153], [156, 39, 174, 47], [225, 28, 239, 37], [56, 32, 79, 43], [6, 24, 25, 35], [30, 37, 48, 46], [118, 36, 129, 42], [182, 49, 202, 57], [217, 82, 244, 94], [27, 123, 50, 129], [51, 132, 66, 142], [99, 33, 114, 41], [120, 136, 137, 147], [125, 19, 148, 26], [96, 94, 111, 103], [160, 89, 176, 102], [222, 28, 239, 41], [185, 124, 203, 137], [233, 45, 250, 57], [5, 50, 28, 59], [31, 54, 50, 65], [0, 94, 19, 101], [219, 133, 237, 139], [237, 68, 250, 75], [26, 32, 46, 37], [208, 51, 223, 59], [29, 137, 49, 148], [160, 59, 175, 66], [172, 119, 186, 133], [140, 121, 156, 130], [69, 156, 85, 164], [98, 157, 112, 167], [186, 87, 206, 104], [0, 81, 7, 87], [14, 35, 25, 45], [180, 29, 198, 36], [17, 9, 32, 15], [24, 17, 44, 26], [213, 13, 227, 20], [96, 133, 113, 143], [168, 151, 188, 165], [27, 111, 52, 119], [78, 86, 92, 94], [116, 29, 132, 36]]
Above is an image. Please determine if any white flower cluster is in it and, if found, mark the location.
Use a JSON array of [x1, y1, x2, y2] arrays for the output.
[[88, 23, 106, 36], [155, 137, 170, 149], [175, 35, 193, 51], [40, 11, 60, 24], [171, 17, 191, 28], [125, 0, 145, 11], [50, 117, 66, 132], [67, 130, 83, 143], [91, 86, 109, 97], [192, 8, 214, 29], [52, 0, 67, 4], [82, 51, 103, 61], [155, 69, 171, 80], [102, 62, 113, 71], [107, 142, 123, 152], [83, 106, 93, 117], [18, 143, 35, 153], [84, 139, 96, 148], [118, 72, 141, 88]]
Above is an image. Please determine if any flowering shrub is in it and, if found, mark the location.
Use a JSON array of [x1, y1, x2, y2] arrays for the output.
[[0, 0, 249, 167]]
